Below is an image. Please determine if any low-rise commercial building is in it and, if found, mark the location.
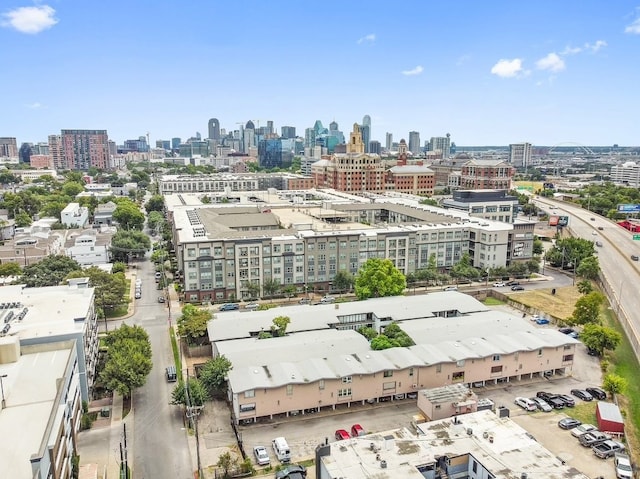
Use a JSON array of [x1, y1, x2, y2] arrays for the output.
[[207, 293, 577, 425]]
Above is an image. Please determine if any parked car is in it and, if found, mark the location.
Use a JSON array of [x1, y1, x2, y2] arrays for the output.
[[598, 226, 604, 231], [157, 296, 165, 303], [580, 431, 610, 447], [559, 327, 579, 339], [535, 317, 550, 325], [558, 417, 581, 430], [298, 298, 311, 305], [546, 396, 567, 409], [536, 391, 555, 402], [335, 429, 350, 441], [443, 286, 458, 291], [320, 296, 336, 304], [595, 241, 603, 247], [529, 397, 552, 412], [571, 423, 597, 438], [571, 389, 594, 401], [218, 303, 239, 311], [557, 394, 575, 407], [586, 387, 607, 400], [511, 285, 525, 291], [614, 453, 633, 479], [492, 282, 506, 287], [275, 465, 307, 479], [351, 424, 365, 437], [253, 445, 270, 466], [514, 397, 537, 411], [506, 281, 520, 286], [135, 279, 142, 286], [593, 440, 625, 458], [135, 291, 142, 299], [244, 302, 260, 311]]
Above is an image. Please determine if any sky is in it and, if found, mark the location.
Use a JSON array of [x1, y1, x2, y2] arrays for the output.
[[2, 1, 640, 147]]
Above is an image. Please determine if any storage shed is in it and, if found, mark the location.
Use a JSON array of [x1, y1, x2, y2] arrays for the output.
[[596, 401, 624, 434]]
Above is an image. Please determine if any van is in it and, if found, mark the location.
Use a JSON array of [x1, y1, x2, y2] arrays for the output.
[[165, 365, 177, 382], [272, 436, 291, 463]]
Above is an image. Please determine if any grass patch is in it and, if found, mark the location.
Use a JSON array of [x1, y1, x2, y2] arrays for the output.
[[483, 297, 505, 306], [170, 330, 183, 382], [564, 402, 597, 425], [511, 286, 581, 321], [105, 304, 129, 318]]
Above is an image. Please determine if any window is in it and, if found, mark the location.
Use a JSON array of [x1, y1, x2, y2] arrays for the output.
[[319, 379, 325, 390], [492, 354, 501, 361], [490, 365, 503, 374], [452, 371, 465, 382], [383, 381, 396, 390], [342, 376, 352, 383], [436, 364, 442, 373], [383, 370, 393, 378], [187, 248, 196, 257], [562, 354, 574, 362], [538, 349, 543, 357], [409, 367, 414, 377], [456, 359, 465, 367], [244, 390, 255, 398], [338, 388, 352, 398], [286, 385, 293, 395], [472, 461, 478, 473]]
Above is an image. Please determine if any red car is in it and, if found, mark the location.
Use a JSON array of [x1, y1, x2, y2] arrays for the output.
[[335, 429, 350, 441], [351, 424, 365, 437]]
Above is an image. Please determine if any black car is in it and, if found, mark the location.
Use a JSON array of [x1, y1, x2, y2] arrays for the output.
[[511, 285, 525, 291], [557, 394, 575, 407], [506, 281, 520, 286], [275, 465, 307, 479], [547, 396, 566, 409], [558, 417, 581, 430], [536, 391, 554, 402], [586, 387, 607, 400], [571, 389, 594, 401]]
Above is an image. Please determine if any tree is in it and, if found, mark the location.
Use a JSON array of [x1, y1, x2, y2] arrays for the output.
[[451, 254, 481, 281], [545, 237, 595, 268], [245, 281, 260, 299], [526, 258, 540, 274], [112, 262, 126, 274], [532, 238, 544, 256], [602, 373, 628, 396], [110, 230, 151, 262], [100, 324, 152, 398], [199, 355, 233, 397], [62, 181, 84, 197], [354, 258, 406, 300], [177, 304, 212, 345], [262, 278, 281, 298], [145, 195, 165, 213], [271, 315, 290, 337], [568, 291, 605, 325], [332, 271, 354, 293], [0, 262, 21, 278], [147, 211, 165, 233], [216, 452, 238, 479], [14, 211, 32, 227], [21, 255, 82, 287], [113, 200, 145, 230], [171, 378, 209, 407], [576, 280, 594, 295], [357, 326, 378, 341], [576, 256, 600, 280], [67, 267, 127, 315], [580, 324, 622, 355]]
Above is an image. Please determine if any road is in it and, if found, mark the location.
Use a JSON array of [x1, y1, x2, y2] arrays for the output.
[[128, 257, 193, 479], [532, 197, 640, 358]]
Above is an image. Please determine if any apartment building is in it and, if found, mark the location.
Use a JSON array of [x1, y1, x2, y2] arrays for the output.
[[207, 293, 577, 425], [509, 142, 532, 168], [158, 172, 308, 195], [167, 192, 513, 302], [611, 161, 640, 187], [61, 129, 110, 170], [460, 158, 514, 190]]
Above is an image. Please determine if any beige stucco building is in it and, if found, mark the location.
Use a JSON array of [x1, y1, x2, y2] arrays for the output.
[[207, 293, 578, 425]]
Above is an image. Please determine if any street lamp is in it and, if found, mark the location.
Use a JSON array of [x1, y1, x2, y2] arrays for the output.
[[0, 374, 7, 408]]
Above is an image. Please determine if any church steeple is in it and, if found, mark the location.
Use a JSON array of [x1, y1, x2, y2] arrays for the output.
[[346, 123, 364, 154]]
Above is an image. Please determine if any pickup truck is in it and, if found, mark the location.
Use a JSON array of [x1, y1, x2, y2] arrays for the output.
[[579, 430, 610, 447], [593, 440, 624, 458]]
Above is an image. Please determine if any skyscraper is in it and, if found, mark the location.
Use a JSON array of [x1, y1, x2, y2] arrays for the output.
[[243, 121, 255, 153], [61, 129, 110, 170], [509, 142, 532, 168], [385, 132, 393, 151], [208, 118, 220, 140], [429, 134, 452, 158], [48, 135, 65, 169], [171, 138, 181, 151], [361, 115, 371, 153], [0, 137, 18, 158], [408, 131, 421, 156], [281, 126, 296, 139]]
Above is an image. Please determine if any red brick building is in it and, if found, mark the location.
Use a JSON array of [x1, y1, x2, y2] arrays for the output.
[[460, 159, 514, 190], [61, 129, 110, 170]]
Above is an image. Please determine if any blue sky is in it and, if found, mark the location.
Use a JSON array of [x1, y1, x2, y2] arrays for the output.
[[2, 1, 640, 147]]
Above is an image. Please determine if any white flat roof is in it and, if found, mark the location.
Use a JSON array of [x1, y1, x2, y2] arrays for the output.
[[324, 410, 589, 478], [0, 343, 74, 479]]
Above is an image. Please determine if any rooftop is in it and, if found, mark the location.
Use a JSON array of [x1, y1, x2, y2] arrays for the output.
[[323, 409, 589, 478]]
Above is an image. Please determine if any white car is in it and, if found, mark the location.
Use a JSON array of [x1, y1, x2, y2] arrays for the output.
[[253, 445, 270, 466], [571, 423, 597, 438], [514, 397, 537, 411], [492, 282, 505, 287], [245, 302, 260, 311], [615, 453, 632, 479], [443, 286, 458, 291]]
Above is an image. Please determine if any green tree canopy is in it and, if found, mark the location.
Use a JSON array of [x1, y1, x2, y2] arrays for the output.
[[110, 230, 151, 262], [22, 255, 82, 287], [147, 210, 165, 233], [451, 253, 481, 281], [66, 266, 127, 315], [354, 258, 406, 300], [576, 280, 594, 295], [270, 315, 290, 337], [145, 195, 165, 213], [332, 270, 354, 293], [171, 378, 209, 407], [199, 355, 233, 397], [568, 291, 605, 325], [178, 304, 212, 345], [545, 237, 595, 268], [100, 324, 152, 398], [603, 373, 628, 396], [576, 256, 600, 280], [0, 262, 21, 278], [112, 199, 145, 230], [580, 324, 622, 355]]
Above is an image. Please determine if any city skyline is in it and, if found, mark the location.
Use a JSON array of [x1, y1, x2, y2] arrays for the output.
[[2, 1, 640, 146]]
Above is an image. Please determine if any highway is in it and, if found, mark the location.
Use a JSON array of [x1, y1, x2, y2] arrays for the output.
[[532, 196, 640, 358]]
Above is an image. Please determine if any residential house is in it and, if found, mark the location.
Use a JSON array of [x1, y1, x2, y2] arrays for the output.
[[65, 229, 112, 267], [61, 203, 89, 228], [93, 201, 116, 226]]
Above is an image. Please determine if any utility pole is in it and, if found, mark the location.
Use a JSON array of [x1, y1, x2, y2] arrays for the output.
[[184, 368, 203, 478]]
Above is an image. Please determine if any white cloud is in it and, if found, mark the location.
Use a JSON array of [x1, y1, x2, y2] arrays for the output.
[[25, 102, 43, 109], [625, 18, 640, 34], [561, 45, 582, 55], [536, 53, 565, 72], [357, 33, 375, 44], [456, 54, 471, 66], [401, 65, 423, 76], [490, 58, 524, 78], [584, 40, 607, 52], [1, 5, 58, 34]]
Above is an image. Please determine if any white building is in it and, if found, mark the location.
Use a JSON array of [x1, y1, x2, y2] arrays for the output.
[[509, 142, 532, 168], [60, 203, 89, 228], [65, 229, 112, 266], [611, 161, 640, 187], [0, 339, 81, 479]]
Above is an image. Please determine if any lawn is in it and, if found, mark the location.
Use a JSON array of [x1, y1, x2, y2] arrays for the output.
[[509, 285, 581, 321], [483, 297, 505, 306]]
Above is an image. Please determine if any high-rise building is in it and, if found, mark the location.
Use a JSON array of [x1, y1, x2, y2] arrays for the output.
[[19, 142, 33, 163], [171, 138, 181, 151], [368, 140, 381, 155], [361, 115, 371, 153], [385, 132, 393, 151], [258, 139, 293, 168], [208, 118, 220, 140], [61, 129, 110, 170], [408, 131, 421, 156], [243, 121, 255, 153], [48, 135, 65, 169], [0, 137, 18, 157], [429, 134, 451, 158], [281, 126, 296, 139], [266, 120, 274, 136], [509, 142, 532, 168]]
